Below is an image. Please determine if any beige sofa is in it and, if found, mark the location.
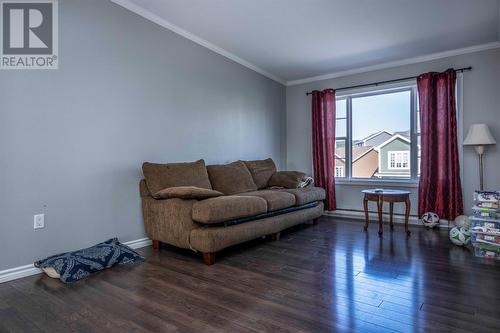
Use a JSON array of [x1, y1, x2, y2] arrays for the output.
[[140, 158, 325, 265]]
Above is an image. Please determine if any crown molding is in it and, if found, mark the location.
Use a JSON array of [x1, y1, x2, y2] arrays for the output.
[[110, 0, 286, 85], [286, 41, 500, 86], [109, 0, 500, 87]]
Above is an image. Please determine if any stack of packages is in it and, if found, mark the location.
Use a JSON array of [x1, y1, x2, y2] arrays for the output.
[[470, 191, 500, 259]]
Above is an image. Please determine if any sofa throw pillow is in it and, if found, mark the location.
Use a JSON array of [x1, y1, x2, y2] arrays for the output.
[[154, 186, 223, 200], [243, 158, 277, 189], [268, 171, 307, 189], [207, 161, 258, 195], [143, 159, 212, 198], [34, 238, 144, 283]]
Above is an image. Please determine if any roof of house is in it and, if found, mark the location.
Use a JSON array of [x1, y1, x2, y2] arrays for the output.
[[374, 134, 411, 151], [393, 130, 410, 139], [335, 146, 374, 161], [356, 130, 392, 145]]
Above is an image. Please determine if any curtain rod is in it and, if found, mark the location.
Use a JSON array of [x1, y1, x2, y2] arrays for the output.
[[305, 66, 472, 96]]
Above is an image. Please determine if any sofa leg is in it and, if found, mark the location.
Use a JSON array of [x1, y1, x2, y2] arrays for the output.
[[270, 232, 281, 241], [152, 240, 160, 250], [202, 252, 215, 265], [313, 218, 320, 225]]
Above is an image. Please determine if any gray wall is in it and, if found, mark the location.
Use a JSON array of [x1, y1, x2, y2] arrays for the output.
[[0, 0, 286, 270], [286, 48, 500, 216]]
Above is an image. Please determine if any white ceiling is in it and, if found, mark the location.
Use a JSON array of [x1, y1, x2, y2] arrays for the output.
[[114, 0, 500, 84]]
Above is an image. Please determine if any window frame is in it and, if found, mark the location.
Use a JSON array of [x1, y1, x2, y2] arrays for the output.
[[334, 82, 420, 185]]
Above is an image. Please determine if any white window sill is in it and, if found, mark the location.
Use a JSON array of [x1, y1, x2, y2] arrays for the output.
[[335, 178, 419, 188]]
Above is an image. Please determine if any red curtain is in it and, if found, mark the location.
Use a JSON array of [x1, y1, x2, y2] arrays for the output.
[[312, 89, 336, 211], [417, 69, 463, 220]]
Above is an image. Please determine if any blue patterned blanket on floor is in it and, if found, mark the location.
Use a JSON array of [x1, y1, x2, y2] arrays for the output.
[[34, 238, 144, 283]]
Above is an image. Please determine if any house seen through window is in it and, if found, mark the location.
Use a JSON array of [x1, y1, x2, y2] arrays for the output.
[[335, 84, 420, 181]]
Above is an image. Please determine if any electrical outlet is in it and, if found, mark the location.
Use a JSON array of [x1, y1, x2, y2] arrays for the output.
[[34, 214, 45, 229]]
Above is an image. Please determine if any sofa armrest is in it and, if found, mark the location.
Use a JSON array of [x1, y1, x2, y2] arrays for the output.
[[139, 179, 151, 197], [142, 197, 200, 250]]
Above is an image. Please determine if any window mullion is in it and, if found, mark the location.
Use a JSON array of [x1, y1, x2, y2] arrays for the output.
[[346, 97, 353, 179]]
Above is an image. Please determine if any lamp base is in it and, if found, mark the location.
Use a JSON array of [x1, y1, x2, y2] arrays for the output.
[[476, 147, 484, 191]]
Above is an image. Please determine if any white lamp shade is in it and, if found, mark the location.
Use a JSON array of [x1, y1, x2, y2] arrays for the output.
[[463, 124, 496, 145]]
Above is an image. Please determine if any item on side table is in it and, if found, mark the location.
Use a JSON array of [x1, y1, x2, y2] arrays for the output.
[[454, 215, 470, 229], [421, 212, 440, 228], [34, 238, 144, 283], [449, 227, 471, 246]]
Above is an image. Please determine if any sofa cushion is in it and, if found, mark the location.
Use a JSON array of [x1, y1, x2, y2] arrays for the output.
[[207, 161, 257, 195], [189, 202, 324, 253], [268, 171, 307, 189], [238, 190, 296, 211], [192, 196, 267, 224], [243, 159, 277, 189], [154, 186, 223, 200], [143, 160, 212, 198], [279, 187, 326, 205]]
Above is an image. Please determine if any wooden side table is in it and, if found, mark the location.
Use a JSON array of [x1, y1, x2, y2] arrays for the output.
[[362, 189, 411, 236]]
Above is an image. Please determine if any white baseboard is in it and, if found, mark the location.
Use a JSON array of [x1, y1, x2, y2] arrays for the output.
[[0, 264, 43, 284], [324, 209, 451, 228], [124, 237, 152, 249], [0, 237, 152, 284]]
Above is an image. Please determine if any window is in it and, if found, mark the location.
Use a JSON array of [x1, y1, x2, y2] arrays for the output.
[[388, 151, 409, 169], [334, 99, 347, 178], [335, 83, 420, 181], [335, 166, 344, 177]]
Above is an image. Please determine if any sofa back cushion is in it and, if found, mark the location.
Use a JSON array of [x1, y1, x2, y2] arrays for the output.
[[142, 159, 212, 198], [243, 158, 277, 189], [207, 161, 257, 195]]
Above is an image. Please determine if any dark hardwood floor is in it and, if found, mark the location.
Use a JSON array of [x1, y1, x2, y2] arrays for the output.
[[1, 218, 499, 333]]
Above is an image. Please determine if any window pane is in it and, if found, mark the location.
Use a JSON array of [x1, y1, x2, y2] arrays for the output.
[[336, 99, 346, 118], [335, 99, 347, 138], [335, 139, 346, 178], [351, 90, 411, 179], [335, 119, 346, 138]]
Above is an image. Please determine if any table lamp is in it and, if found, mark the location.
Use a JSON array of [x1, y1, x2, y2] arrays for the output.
[[463, 124, 496, 191]]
